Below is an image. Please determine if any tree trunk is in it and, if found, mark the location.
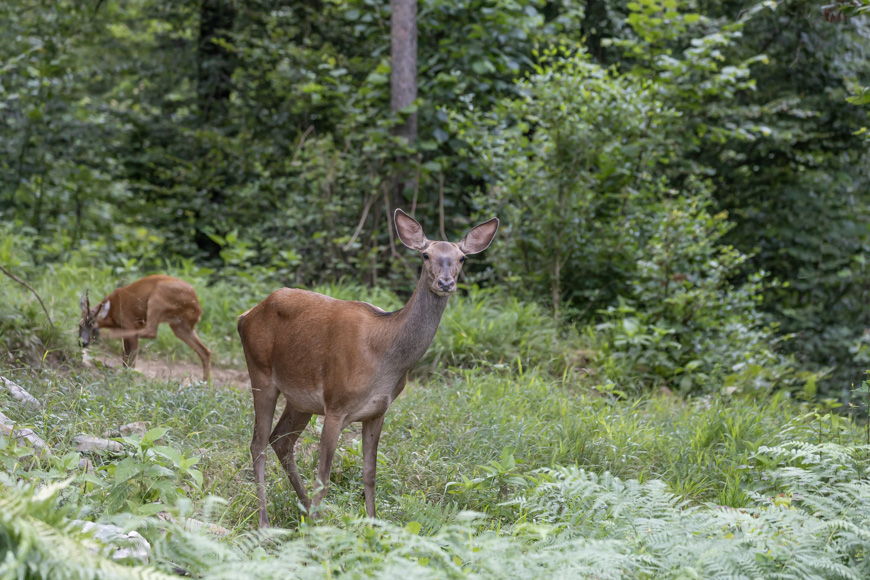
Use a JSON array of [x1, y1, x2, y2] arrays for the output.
[[197, 0, 237, 123], [390, 0, 418, 211]]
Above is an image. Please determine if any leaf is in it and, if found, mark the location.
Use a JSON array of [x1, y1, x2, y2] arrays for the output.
[[114, 457, 142, 484], [141, 428, 168, 446], [405, 521, 422, 535], [188, 468, 203, 488], [152, 445, 182, 467], [135, 502, 166, 516], [471, 60, 496, 75]]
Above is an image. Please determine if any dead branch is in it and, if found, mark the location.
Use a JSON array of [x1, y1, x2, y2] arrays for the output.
[[1, 376, 41, 409], [344, 193, 379, 252], [0, 265, 55, 329], [0, 410, 48, 452]]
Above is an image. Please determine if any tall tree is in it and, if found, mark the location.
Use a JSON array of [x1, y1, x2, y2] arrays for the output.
[[390, 0, 418, 212]]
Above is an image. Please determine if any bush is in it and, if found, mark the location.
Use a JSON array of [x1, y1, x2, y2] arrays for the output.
[[462, 48, 807, 394]]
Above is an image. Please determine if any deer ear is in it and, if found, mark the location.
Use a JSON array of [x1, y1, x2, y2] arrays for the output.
[[458, 217, 500, 254], [394, 209, 429, 251], [98, 301, 110, 320]]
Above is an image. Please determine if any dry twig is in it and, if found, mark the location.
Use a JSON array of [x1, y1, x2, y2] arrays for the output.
[[0, 264, 55, 329]]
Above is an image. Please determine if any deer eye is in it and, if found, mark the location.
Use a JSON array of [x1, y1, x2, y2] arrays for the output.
[[423, 253, 429, 260], [459, 256, 466, 263]]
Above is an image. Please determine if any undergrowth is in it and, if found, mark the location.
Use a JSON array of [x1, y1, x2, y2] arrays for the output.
[[3, 360, 867, 577]]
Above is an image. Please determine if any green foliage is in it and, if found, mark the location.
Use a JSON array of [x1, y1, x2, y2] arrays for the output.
[[0, 479, 177, 580], [97, 428, 204, 517], [462, 43, 802, 393], [3, 0, 870, 575], [512, 454, 870, 579], [3, 409, 869, 579], [422, 286, 582, 376], [2, 0, 869, 400]]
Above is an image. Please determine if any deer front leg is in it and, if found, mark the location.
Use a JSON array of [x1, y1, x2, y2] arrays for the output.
[[362, 415, 385, 518], [107, 299, 164, 340], [311, 413, 346, 517], [122, 337, 139, 368]]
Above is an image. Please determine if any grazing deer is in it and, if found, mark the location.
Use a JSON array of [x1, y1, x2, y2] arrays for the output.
[[79, 275, 211, 382], [239, 209, 499, 526]]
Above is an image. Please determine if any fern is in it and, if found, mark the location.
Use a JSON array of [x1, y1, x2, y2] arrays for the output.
[[512, 459, 870, 579], [0, 479, 177, 580]]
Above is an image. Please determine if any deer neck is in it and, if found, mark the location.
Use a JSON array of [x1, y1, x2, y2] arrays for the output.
[[383, 274, 449, 371]]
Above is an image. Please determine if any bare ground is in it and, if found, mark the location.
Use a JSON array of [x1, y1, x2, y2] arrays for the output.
[[85, 350, 251, 390]]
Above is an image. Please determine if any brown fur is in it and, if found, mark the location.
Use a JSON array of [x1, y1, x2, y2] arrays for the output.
[[239, 209, 499, 526], [79, 275, 211, 381]]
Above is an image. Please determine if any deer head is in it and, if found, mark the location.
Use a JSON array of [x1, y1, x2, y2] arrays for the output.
[[394, 209, 499, 297], [78, 290, 109, 347]]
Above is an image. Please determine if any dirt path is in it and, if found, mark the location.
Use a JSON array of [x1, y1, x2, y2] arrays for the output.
[[86, 351, 250, 389]]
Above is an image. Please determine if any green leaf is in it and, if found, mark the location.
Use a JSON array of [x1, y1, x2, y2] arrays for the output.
[[152, 445, 182, 467], [405, 521, 422, 535], [114, 457, 142, 484], [188, 468, 203, 488], [141, 428, 168, 446], [471, 60, 496, 75]]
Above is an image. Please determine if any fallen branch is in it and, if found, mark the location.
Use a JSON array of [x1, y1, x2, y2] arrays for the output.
[[73, 435, 123, 453], [74, 521, 152, 562], [0, 410, 48, 452], [1, 375, 42, 410], [0, 264, 55, 329]]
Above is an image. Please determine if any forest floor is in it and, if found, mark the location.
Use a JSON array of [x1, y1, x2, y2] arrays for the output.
[[2, 351, 868, 577], [85, 350, 251, 389]]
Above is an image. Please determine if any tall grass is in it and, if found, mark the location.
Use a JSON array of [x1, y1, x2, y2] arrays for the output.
[[1, 364, 854, 531], [1, 365, 867, 578]]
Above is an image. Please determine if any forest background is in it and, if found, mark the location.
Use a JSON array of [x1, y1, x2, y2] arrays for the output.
[[3, 0, 870, 401], [3, 1, 870, 578]]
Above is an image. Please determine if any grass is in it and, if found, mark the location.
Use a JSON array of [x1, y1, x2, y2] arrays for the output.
[[3, 363, 868, 578], [1, 362, 856, 532]]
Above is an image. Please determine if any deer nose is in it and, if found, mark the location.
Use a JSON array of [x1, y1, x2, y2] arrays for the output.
[[437, 277, 455, 292]]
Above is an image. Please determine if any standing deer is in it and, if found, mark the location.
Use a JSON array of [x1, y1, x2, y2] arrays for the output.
[[79, 275, 211, 382], [239, 209, 499, 526]]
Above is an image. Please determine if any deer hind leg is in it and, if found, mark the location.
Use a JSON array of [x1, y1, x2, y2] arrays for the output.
[[361, 415, 386, 518], [122, 337, 139, 368], [269, 405, 313, 511], [311, 413, 347, 517], [250, 375, 279, 528], [169, 322, 212, 382]]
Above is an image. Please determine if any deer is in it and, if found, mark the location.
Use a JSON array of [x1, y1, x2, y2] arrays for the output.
[[238, 209, 499, 526], [79, 275, 212, 382]]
